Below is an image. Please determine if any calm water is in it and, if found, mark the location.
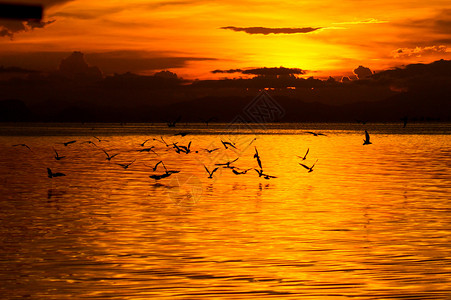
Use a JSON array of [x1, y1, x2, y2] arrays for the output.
[[0, 123, 450, 299]]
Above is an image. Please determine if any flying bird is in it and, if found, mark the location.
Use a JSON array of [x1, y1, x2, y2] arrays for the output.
[[231, 167, 252, 175], [221, 139, 237, 149], [178, 141, 192, 154], [254, 168, 277, 179], [12, 143, 32, 151], [363, 130, 372, 145], [254, 147, 262, 169], [147, 160, 161, 171], [60, 140, 76, 146], [117, 159, 135, 170], [138, 146, 156, 154], [92, 136, 108, 143], [101, 149, 119, 161], [204, 165, 219, 178], [297, 148, 309, 160], [215, 157, 239, 168], [299, 159, 318, 173], [174, 132, 190, 137], [140, 139, 151, 147], [81, 140, 98, 147], [47, 168, 66, 178], [203, 147, 220, 153], [53, 148, 65, 160], [305, 131, 326, 136]]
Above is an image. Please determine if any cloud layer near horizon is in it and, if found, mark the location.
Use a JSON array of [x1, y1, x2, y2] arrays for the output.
[[212, 67, 306, 75], [220, 26, 321, 35]]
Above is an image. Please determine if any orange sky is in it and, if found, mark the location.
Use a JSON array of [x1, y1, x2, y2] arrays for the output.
[[1, 0, 450, 79]]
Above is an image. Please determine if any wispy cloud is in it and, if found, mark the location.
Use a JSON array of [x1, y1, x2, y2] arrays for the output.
[[333, 18, 388, 25], [220, 26, 322, 35]]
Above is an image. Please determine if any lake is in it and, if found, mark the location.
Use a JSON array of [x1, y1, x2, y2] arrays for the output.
[[0, 122, 450, 299]]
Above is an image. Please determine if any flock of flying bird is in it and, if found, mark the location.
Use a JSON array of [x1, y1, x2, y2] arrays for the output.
[[12, 129, 373, 183]]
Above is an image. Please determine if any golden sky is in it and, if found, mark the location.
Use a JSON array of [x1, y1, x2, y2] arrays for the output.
[[1, 0, 450, 78]]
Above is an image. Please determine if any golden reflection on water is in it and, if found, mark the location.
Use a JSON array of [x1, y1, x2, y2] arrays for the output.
[[0, 124, 450, 299]]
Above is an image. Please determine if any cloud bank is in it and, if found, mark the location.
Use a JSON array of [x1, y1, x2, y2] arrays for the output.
[[220, 26, 321, 35], [212, 67, 306, 76]]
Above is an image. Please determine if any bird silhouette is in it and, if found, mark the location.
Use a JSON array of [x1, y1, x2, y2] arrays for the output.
[[204, 165, 219, 178], [81, 140, 98, 147], [117, 159, 135, 169], [92, 136, 108, 143], [12, 143, 32, 151], [151, 160, 163, 171], [60, 140, 76, 146], [138, 147, 156, 154], [305, 131, 326, 136], [297, 148, 309, 160], [140, 139, 151, 147], [299, 159, 318, 173], [363, 130, 372, 145], [174, 132, 190, 137], [47, 168, 66, 178], [221, 139, 237, 149], [254, 168, 277, 179], [53, 148, 65, 160], [231, 167, 252, 175], [149, 161, 180, 180], [254, 147, 263, 169], [203, 147, 220, 153], [215, 157, 239, 168], [178, 141, 192, 154], [101, 149, 119, 161]]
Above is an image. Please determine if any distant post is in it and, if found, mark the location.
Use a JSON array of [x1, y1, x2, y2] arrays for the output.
[[0, 3, 43, 20]]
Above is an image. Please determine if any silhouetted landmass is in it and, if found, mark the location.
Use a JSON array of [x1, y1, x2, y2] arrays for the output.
[[0, 53, 450, 123]]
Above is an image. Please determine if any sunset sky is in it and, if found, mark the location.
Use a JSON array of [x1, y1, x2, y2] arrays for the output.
[[1, 0, 450, 79]]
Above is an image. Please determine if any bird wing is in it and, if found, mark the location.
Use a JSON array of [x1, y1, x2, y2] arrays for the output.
[[101, 149, 109, 157], [299, 163, 310, 170], [257, 157, 262, 169], [204, 165, 210, 174], [311, 159, 318, 168], [303, 148, 309, 159], [47, 168, 52, 177], [230, 157, 239, 164], [365, 130, 370, 142], [153, 161, 162, 171]]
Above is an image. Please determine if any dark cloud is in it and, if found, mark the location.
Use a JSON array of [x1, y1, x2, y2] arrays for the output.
[[0, 51, 216, 74], [212, 67, 305, 76], [0, 0, 71, 38], [0, 66, 37, 73], [353, 65, 373, 79], [220, 26, 321, 35], [211, 69, 243, 74], [86, 51, 216, 74], [0, 19, 56, 39]]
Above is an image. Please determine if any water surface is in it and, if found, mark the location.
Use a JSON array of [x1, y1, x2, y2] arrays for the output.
[[1, 123, 450, 299]]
